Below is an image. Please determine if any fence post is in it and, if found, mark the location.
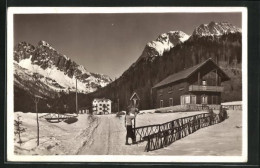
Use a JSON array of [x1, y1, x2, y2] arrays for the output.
[[147, 136, 150, 152]]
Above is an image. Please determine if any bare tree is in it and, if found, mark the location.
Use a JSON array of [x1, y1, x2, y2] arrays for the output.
[[14, 115, 26, 146]]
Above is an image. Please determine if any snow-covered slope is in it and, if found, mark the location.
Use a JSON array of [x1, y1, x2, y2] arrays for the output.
[[138, 31, 190, 62], [14, 62, 59, 98], [14, 41, 112, 94], [147, 31, 190, 56], [135, 21, 240, 64], [192, 21, 241, 37]]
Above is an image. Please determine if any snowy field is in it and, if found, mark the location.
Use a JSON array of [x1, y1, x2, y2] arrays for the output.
[[221, 101, 242, 105], [13, 109, 242, 156], [136, 111, 208, 127]]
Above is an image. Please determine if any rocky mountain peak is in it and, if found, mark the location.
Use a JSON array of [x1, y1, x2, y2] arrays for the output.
[[14, 42, 35, 62], [37, 40, 57, 51], [14, 40, 112, 93], [139, 30, 190, 62], [192, 21, 241, 37], [38, 40, 51, 47]]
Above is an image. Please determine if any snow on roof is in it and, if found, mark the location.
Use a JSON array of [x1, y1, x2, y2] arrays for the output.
[[93, 98, 112, 102]]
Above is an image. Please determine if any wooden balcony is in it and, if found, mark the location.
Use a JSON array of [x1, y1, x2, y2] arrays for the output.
[[189, 85, 224, 92]]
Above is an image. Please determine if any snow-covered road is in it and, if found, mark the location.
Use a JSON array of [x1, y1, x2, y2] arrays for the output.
[[77, 115, 144, 155], [14, 110, 242, 156]]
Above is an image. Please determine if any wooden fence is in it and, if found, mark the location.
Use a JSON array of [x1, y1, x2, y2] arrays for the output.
[[222, 105, 242, 110], [134, 112, 227, 152]]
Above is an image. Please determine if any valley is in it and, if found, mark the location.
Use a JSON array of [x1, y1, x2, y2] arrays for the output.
[[13, 21, 242, 114]]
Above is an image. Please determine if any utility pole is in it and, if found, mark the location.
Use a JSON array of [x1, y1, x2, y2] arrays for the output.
[[34, 96, 40, 146], [133, 100, 136, 134], [76, 78, 78, 114], [32, 72, 40, 146]]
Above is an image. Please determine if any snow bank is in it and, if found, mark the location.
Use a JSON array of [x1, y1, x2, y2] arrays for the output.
[[221, 101, 242, 105], [13, 109, 242, 156], [136, 111, 207, 127], [146, 110, 242, 156], [14, 112, 99, 155]]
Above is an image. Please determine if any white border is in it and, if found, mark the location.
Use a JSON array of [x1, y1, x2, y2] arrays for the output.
[[7, 7, 248, 162]]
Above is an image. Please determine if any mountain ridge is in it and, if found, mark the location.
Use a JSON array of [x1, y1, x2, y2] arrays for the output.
[[14, 40, 112, 95], [192, 21, 241, 37]]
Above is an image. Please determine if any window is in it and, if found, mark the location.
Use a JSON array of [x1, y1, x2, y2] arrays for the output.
[[201, 95, 208, 104], [202, 80, 207, 86], [180, 95, 189, 105], [185, 96, 190, 104], [160, 100, 164, 108], [169, 98, 173, 106], [180, 95, 196, 105], [191, 95, 196, 104], [180, 96, 185, 105]]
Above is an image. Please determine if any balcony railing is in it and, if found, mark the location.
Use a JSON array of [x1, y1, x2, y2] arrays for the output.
[[189, 85, 224, 92]]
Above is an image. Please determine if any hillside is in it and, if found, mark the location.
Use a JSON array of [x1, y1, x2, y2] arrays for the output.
[[14, 41, 112, 94], [13, 41, 112, 112], [88, 22, 242, 111]]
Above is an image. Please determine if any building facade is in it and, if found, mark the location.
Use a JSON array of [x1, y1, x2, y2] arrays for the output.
[[92, 98, 112, 115], [152, 58, 230, 108]]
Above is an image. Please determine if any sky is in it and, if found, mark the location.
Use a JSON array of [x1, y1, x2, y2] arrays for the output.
[[14, 13, 241, 79]]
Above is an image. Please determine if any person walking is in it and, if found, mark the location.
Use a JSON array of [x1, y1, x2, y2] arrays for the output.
[[219, 105, 228, 121], [219, 105, 224, 122], [125, 106, 138, 145], [208, 108, 215, 125]]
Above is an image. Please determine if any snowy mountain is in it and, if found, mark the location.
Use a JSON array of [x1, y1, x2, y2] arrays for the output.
[[192, 21, 241, 37], [91, 21, 242, 110], [138, 31, 190, 62], [14, 62, 59, 98], [137, 21, 241, 63], [14, 41, 112, 95]]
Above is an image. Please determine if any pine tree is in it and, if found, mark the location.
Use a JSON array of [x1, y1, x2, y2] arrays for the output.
[[14, 115, 26, 146]]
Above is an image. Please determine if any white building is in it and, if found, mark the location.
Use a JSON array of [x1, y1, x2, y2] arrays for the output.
[[92, 98, 112, 115]]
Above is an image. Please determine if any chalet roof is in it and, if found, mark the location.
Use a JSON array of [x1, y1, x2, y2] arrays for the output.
[[130, 92, 140, 101], [153, 58, 230, 89]]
